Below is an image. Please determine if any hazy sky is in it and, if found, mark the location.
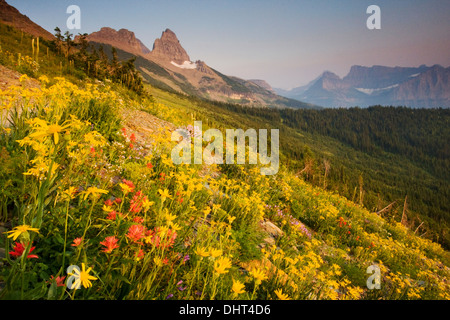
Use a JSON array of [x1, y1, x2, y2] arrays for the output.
[[7, 0, 450, 89]]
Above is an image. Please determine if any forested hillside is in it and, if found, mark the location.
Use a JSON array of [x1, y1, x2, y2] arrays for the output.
[[146, 92, 450, 249]]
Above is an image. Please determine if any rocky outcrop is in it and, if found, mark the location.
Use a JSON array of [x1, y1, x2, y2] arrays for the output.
[[79, 27, 151, 57], [392, 65, 450, 106], [150, 28, 190, 64], [196, 60, 215, 75], [342, 65, 429, 89], [259, 219, 283, 246]]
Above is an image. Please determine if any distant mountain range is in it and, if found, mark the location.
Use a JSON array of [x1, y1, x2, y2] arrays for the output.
[[77, 27, 318, 109], [275, 65, 450, 108], [1, 0, 449, 109]]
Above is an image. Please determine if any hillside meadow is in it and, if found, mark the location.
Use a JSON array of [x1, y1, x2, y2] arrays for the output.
[[0, 73, 449, 300], [0, 22, 449, 300]]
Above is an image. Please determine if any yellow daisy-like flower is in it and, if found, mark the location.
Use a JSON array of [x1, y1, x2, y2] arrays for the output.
[[153, 256, 163, 267], [203, 206, 211, 218], [102, 205, 114, 212], [164, 210, 177, 223], [80, 186, 108, 200], [158, 188, 171, 202], [46, 124, 65, 145], [2, 127, 11, 134], [19, 74, 29, 83], [6, 225, 40, 241], [231, 278, 246, 297], [227, 215, 236, 224], [62, 186, 77, 200], [38, 75, 49, 84], [195, 246, 210, 258], [274, 288, 291, 300], [214, 256, 232, 275], [169, 223, 182, 232], [67, 263, 98, 290], [209, 248, 223, 258], [119, 183, 134, 194], [28, 119, 70, 145], [249, 267, 268, 285], [142, 198, 155, 212]]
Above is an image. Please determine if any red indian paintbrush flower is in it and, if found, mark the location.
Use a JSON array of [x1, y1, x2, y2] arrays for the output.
[[71, 237, 83, 247], [100, 236, 119, 253], [49, 275, 66, 287], [104, 199, 114, 206], [126, 224, 146, 243], [9, 242, 39, 259], [106, 210, 118, 220], [129, 191, 147, 214]]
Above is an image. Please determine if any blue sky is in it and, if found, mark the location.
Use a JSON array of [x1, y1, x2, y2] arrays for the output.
[[7, 0, 450, 89]]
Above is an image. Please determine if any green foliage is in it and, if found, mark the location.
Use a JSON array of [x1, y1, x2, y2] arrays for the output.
[[147, 87, 450, 249]]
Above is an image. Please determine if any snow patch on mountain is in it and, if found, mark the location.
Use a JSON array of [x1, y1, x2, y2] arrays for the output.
[[355, 84, 399, 95], [170, 61, 197, 69]]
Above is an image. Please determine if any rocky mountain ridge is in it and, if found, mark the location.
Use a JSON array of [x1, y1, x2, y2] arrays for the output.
[[78, 27, 151, 57], [276, 64, 450, 108], [0, 0, 54, 40], [81, 26, 316, 109]]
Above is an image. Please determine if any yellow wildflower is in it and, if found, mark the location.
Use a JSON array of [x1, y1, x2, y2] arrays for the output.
[[19, 74, 29, 83], [169, 223, 182, 232], [227, 215, 236, 224], [80, 186, 108, 200], [209, 248, 223, 258], [61, 186, 77, 201], [2, 127, 11, 134], [119, 183, 133, 194], [195, 246, 209, 258], [6, 225, 40, 241], [67, 263, 97, 289], [102, 205, 114, 212], [214, 256, 232, 275], [158, 188, 171, 202], [28, 118, 69, 145], [274, 288, 290, 300], [38, 75, 49, 84], [203, 206, 211, 218], [83, 131, 106, 147], [231, 279, 246, 297], [154, 256, 163, 267], [164, 211, 177, 223], [250, 267, 268, 285], [142, 198, 155, 212]]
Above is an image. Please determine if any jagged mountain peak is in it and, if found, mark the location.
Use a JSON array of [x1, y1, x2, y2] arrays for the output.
[[150, 28, 190, 64]]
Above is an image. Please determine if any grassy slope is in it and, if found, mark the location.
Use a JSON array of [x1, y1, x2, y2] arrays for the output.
[[146, 86, 450, 247], [1, 23, 449, 300]]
